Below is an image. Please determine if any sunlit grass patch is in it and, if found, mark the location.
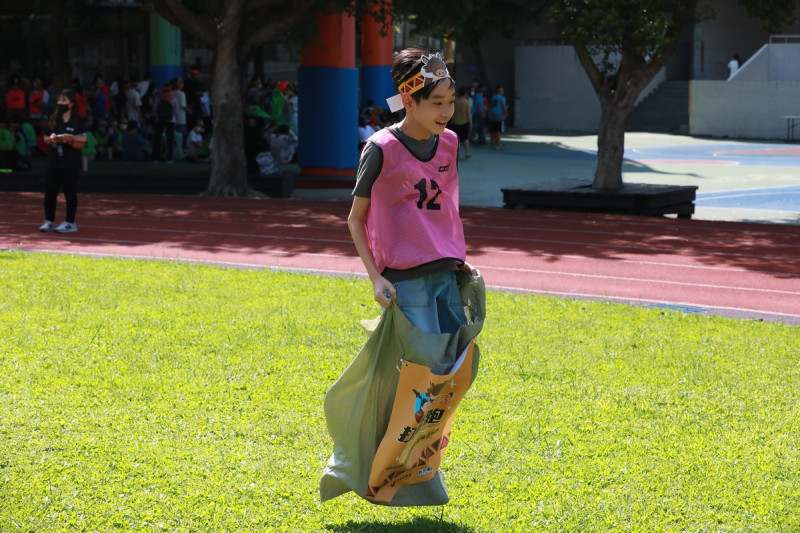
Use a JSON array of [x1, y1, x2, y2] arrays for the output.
[[1, 252, 798, 531]]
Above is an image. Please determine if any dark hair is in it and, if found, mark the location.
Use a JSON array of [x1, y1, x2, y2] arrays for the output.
[[391, 47, 455, 104], [48, 88, 79, 129]]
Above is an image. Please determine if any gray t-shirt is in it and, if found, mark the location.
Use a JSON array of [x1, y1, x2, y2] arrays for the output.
[[352, 124, 440, 198]]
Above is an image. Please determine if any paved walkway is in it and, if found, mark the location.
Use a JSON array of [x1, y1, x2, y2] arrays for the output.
[[1, 132, 798, 325]]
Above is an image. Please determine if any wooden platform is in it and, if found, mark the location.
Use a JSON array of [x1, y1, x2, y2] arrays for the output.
[[502, 178, 698, 219]]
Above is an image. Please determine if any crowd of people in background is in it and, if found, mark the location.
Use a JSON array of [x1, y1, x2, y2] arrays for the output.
[[0, 70, 300, 173], [1, 68, 509, 173]]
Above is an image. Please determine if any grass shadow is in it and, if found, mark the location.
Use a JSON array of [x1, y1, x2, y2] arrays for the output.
[[326, 516, 476, 533]]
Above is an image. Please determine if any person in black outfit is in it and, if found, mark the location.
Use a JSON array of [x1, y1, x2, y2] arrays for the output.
[[39, 88, 87, 233]]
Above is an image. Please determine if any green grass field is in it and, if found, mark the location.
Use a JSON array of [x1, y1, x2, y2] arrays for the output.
[[1, 252, 799, 532]]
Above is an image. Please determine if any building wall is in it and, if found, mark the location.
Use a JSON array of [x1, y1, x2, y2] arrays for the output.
[[690, 80, 800, 139], [693, 0, 800, 80], [733, 43, 800, 81], [514, 46, 666, 133], [514, 46, 598, 132]]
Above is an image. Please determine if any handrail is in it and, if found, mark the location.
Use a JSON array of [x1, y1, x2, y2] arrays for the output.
[[770, 35, 800, 43]]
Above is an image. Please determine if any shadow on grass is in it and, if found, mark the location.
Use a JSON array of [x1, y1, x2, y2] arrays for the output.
[[326, 516, 476, 533]]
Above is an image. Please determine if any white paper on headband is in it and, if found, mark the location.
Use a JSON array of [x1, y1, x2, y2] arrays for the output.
[[386, 94, 404, 113]]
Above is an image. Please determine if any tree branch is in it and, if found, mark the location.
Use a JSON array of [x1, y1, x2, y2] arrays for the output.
[[239, 0, 320, 59], [570, 39, 604, 96], [150, 0, 218, 47]]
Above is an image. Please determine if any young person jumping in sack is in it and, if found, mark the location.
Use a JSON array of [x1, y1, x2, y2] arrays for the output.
[[320, 47, 486, 508]]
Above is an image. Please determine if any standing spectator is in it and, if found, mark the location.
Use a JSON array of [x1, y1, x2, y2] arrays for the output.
[[487, 85, 508, 150], [39, 88, 87, 233], [200, 90, 212, 123], [137, 73, 153, 99], [81, 129, 97, 172], [284, 83, 299, 135], [29, 78, 50, 121], [71, 78, 88, 119], [6, 76, 27, 122], [448, 87, 473, 159], [139, 83, 157, 132], [469, 84, 486, 145], [727, 54, 742, 80], [124, 80, 143, 128], [183, 67, 204, 120], [171, 77, 189, 144], [152, 82, 177, 163], [270, 86, 287, 127], [246, 76, 265, 106], [111, 77, 127, 122], [91, 76, 109, 124], [245, 98, 270, 171]]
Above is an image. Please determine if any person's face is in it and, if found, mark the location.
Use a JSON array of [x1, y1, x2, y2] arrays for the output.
[[406, 82, 455, 136], [57, 95, 72, 109]]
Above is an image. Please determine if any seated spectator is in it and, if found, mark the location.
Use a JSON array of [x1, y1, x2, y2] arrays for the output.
[[268, 124, 297, 165], [121, 122, 151, 161], [368, 105, 387, 129], [19, 120, 38, 156], [0, 118, 25, 170], [358, 116, 376, 152], [11, 120, 32, 170], [95, 120, 124, 160], [184, 120, 210, 161], [0, 119, 31, 171]]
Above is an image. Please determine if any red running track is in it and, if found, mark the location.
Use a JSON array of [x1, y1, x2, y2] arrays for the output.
[[1, 192, 798, 324]]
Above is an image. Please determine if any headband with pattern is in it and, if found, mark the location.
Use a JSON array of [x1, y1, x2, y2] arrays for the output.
[[386, 53, 453, 113]]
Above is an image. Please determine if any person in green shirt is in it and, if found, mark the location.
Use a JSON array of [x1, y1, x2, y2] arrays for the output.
[[81, 130, 97, 172], [0, 118, 20, 171]]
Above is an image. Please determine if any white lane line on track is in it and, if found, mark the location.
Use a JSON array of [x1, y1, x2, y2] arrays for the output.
[[468, 247, 800, 277], [486, 286, 800, 323], [476, 265, 800, 296]]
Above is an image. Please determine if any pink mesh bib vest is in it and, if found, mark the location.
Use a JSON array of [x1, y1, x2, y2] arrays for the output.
[[366, 128, 466, 273]]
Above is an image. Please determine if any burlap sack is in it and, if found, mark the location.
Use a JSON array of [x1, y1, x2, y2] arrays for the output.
[[320, 272, 485, 506]]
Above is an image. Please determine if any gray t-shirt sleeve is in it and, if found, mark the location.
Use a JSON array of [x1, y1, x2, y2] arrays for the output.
[[351, 125, 441, 198], [352, 142, 383, 198]]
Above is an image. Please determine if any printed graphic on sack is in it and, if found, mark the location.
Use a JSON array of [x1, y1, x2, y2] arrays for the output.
[[365, 340, 475, 503]]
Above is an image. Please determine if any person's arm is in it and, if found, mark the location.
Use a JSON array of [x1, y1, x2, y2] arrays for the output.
[[44, 130, 86, 150], [54, 133, 86, 149], [347, 196, 395, 308]]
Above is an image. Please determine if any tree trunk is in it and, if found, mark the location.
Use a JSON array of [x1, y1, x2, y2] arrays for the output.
[[202, 13, 262, 197], [593, 98, 632, 191], [469, 39, 491, 89]]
